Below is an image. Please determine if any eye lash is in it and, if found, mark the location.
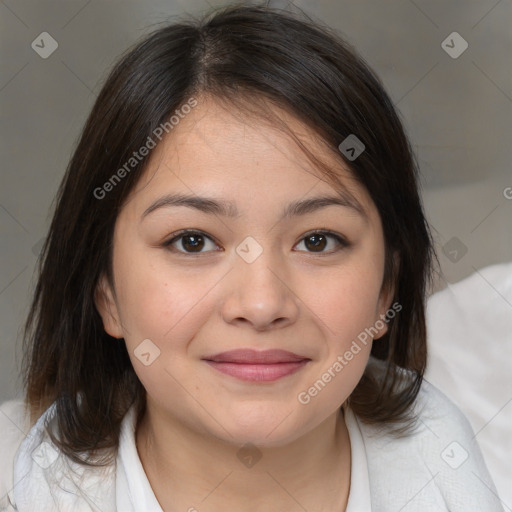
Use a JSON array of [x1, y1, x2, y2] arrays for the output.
[[299, 229, 351, 249], [163, 229, 213, 246], [162, 229, 221, 255]]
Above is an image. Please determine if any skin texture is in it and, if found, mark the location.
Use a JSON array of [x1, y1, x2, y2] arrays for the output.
[[95, 95, 393, 511]]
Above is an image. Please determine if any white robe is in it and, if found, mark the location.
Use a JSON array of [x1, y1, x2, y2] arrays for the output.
[[0, 377, 505, 511]]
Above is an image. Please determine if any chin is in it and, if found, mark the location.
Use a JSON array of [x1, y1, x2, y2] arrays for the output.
[[224, 425, 301, 448], [216, 407, 307, 447]]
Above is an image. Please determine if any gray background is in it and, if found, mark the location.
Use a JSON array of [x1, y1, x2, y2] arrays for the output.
[[1, 0, 511, 402]]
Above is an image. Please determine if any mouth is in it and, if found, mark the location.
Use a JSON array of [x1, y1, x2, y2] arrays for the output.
[[202, 349, 311, 382]]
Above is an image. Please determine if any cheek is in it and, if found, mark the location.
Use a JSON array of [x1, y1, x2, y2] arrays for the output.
[[114, 258, 212, 402], [306, 262, 383, 339], [113, 243, 212, 337]]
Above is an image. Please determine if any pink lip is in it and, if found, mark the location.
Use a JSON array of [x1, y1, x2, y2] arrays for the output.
[[203, 349, 310, 382]]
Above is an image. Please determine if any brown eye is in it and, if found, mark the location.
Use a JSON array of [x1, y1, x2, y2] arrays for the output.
[[180, 233, 205, 252], [304, 233, 327, 252], [164, 230, 219, 254], [164, 229, 348, 256], [294, 231, 349, 254]]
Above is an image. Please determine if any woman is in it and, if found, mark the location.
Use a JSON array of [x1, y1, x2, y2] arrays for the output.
[[0, 4, 503, 511]]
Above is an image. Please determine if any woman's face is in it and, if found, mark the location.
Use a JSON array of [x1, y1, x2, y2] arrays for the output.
[[96, 96, 393, 446]]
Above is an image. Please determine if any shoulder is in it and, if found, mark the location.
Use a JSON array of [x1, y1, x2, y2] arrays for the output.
[[0, 399, 31, 467], [413, 381, 504, 508], [356, 378, 505, 510], [2, 399, 118, 512], [413, 377, 475, 435], [356, 372, 479, 462], [364, 357, 483, 438], [0, 399, 31, 510]]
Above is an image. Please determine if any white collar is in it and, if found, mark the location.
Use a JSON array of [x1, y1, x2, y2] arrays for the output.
[[343, 405, 372, 511], [11, 401, 370, 511], [116, 405, 163, 511], [116, 404, 371, 511]]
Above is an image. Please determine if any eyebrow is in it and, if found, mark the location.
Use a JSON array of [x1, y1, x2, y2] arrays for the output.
[[141, 192, 367, 222]]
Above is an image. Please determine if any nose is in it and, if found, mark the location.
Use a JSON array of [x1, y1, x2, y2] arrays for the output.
[[220, 247, 300, 332]]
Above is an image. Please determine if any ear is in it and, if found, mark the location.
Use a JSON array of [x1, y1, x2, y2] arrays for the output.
[[94, 273, 124, 339], [373, 251, 400, 340]]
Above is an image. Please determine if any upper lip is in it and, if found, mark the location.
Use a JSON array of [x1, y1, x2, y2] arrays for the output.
[[203, 349, 309, 364]]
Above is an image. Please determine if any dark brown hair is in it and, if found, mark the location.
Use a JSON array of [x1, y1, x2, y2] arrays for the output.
[[21, 2, 435, 466]]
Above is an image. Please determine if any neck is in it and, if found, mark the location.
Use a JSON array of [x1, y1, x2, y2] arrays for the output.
[[136, 403, 352, 512]]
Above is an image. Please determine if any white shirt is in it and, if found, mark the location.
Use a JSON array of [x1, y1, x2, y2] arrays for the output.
[[115, 403, 371, 512], [0, 375, 505, 511], [344, 406, 372, 512], [0, 398, 369, 512]]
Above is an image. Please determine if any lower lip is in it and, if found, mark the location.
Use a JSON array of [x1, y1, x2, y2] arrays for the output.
[[205, 360, 309, 382]]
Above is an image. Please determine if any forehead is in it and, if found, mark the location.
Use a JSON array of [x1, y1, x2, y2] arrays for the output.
[[124, 95, 375, 218]]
